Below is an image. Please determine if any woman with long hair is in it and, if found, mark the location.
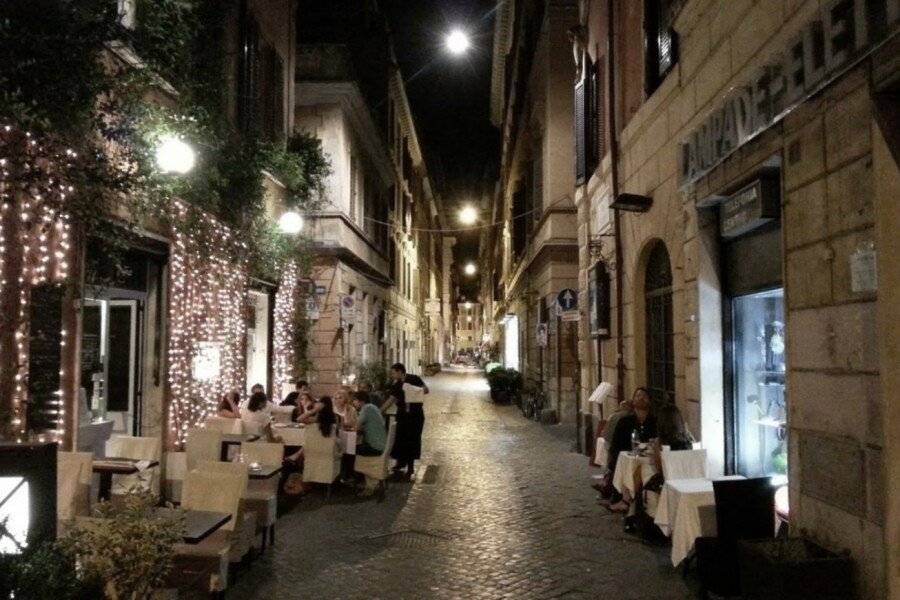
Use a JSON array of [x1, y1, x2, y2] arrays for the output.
[[217, 390, 241, 418], [333, 386, 358, 430]]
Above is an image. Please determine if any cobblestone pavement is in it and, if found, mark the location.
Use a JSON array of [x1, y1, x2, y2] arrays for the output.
[[230, 368, 695, 599]]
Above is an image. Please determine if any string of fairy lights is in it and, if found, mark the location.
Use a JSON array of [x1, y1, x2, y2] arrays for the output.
[[0, 123, 309, 447], [166, 199, 250, 447], [0, 125, 74, 443], [272, 261, 300, 403]]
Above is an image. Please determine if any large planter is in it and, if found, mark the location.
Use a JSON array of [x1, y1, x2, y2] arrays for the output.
[[738, 538, 855, 600]]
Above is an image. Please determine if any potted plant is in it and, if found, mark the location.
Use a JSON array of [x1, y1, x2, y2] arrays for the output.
[[58, 492, 183, 600], [486, 368, 522, 404]]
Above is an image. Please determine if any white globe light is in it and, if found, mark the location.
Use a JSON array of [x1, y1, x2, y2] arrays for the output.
[[155, 135, 195, 174], [446, 29, 471, 55], [278, 211, 304, 235], [458, 205, 478, 225], [464, 263, 477, 276], [464, 301, 473, 309]]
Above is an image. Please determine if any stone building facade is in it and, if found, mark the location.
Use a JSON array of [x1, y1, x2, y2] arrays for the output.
[[571, 0, 900, 597], [485, 0, 581, 423], [294, 2, 444, 394]]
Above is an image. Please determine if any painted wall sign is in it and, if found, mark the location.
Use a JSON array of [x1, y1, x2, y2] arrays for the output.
[[681, 0, 900, 187], [719, 178, 780, 239]]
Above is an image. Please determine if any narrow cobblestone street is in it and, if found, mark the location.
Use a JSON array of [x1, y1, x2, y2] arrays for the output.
[[231, 369, 694, 599]]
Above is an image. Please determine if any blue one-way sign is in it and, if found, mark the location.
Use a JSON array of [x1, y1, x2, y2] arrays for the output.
[[557, 288, 577, 311]]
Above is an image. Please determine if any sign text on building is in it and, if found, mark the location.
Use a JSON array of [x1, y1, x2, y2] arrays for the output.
[[681, 0, 899, 186]]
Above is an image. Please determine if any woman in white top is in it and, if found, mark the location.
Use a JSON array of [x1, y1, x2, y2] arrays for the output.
[[241, 391, 272, 434], [333, 386, 358, 430]]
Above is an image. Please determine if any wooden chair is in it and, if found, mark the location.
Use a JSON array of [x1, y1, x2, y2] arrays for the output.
[[204, 416, 243, 435], [302, 426, 342, 499], [185, 427, 222, 471], [660, 448, 708, 480], [57, 451, 93, 527], [239, 442, 283, 550], [696, 477, 776, 598], [173, 468, 247, 597], [106, 435, 162, 498], [354, 420, 397, 494], [194, 461, 258, 568]]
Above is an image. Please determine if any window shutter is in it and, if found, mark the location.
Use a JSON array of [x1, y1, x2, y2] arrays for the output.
[[574, 79, 586, 183], [587, 59, 600, 173]]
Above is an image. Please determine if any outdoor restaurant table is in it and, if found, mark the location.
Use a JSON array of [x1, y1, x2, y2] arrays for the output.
[[654, 475, 745, 566], [272, 423, 304, 446], [247, 464, 282, 480], [92, 457, 160, 501], [155, 508, 231, 544], [339, 429, 357, 455], [611, 451, 657, 497], [220, 433, 261, 461]]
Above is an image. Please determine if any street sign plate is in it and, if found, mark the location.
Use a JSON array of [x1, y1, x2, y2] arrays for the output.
[[557, 288, 577, 311], [561, 311, 580, 322]]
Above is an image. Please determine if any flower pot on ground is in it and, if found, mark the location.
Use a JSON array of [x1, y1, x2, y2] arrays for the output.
[[486, 368, 522, 404], [738, 537, 855, 600]]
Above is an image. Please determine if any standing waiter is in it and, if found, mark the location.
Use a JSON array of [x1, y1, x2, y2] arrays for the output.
[[383, 363, 428, 479]]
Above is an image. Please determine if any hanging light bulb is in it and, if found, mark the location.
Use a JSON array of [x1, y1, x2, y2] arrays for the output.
[[278, 210, 304, 235], [155, 135, 195, 174]]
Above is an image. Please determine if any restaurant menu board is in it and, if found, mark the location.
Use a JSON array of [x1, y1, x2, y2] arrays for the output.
[[27, 285, 64, 432]]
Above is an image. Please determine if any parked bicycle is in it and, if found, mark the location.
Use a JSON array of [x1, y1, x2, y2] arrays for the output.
[[520, 377, 548, 421]]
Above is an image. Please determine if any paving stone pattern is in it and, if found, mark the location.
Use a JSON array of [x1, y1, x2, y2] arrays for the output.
[[230, 369, 694, 599]]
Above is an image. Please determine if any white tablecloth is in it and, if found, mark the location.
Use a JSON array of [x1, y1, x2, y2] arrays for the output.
[[339, 430, 357, 455], [594, 438, 608, 468], [611, 452, 657, 497], [654, 476, 745, 566]]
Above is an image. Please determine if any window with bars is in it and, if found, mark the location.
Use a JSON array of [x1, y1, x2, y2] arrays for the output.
[[644, 0, 680, 95], [644, 243, 675, 405], [511, 189, 527, 259], [532, 139, 543, 223]]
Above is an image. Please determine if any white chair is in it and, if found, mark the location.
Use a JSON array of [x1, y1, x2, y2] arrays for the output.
[[186, 427, 223, 471], [57, 451, 93, 524], [194, 461, 258, 567], [175, 468, 247, 596], [204, 416, 243, 435], [163, 451, 187, 504], [354, 420, 397, 492], [239, 442, 283, 549], [660, 448, 708, 480], [271, 405, 295, 424], [302, 426, 342, 499], [106, 435, 162, 498]]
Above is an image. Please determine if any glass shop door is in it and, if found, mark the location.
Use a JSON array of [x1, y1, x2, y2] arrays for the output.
[[730, 288, 787, 477]]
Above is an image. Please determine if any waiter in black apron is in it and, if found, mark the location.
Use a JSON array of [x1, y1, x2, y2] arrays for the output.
[[384, 362, 428, 479]]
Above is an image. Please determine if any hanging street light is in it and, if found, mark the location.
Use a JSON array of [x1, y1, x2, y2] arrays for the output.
[[155, 135, 195, 174], [445, 28, 471, 55], [458, 205, 478, 225], [278, 210, 304, 235], [463, 263, 477, 276]]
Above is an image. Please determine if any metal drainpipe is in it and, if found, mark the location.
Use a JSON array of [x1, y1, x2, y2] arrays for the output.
[[607, 0, 626, 405]]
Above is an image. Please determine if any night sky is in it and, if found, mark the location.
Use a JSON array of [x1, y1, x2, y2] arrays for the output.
[[382, 0, 498, 300]]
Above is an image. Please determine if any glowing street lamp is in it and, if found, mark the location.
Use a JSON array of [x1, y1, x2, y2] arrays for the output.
[[458, 205, 478, 225], [463, 263, 477, 276], [445, 29, 471, 55], [278, 210, 304, 235], [464, 301, 473, 309], [155, 135, 195, 174]]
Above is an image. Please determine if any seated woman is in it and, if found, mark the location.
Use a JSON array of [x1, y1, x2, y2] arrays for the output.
[[333, 386, 358, 430], [284, 396, 340, 467], [291, 392, 317, 422], [296, 393, 322, 425], [241, 391, 272, 433], [217, 390, 242, 419], [608, 387, 657, 513]]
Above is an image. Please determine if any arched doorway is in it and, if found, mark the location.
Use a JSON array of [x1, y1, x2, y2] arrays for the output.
[[644, 242, 674, 405]]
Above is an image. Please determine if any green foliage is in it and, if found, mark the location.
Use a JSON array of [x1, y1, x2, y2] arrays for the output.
[[0, 543, 103, 600], [354, 360, 393, 392], [58, 492, 183, 600]]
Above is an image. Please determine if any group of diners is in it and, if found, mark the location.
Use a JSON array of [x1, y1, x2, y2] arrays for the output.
[[597, 386, 694, 533], [214, 362, 429, 496]]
